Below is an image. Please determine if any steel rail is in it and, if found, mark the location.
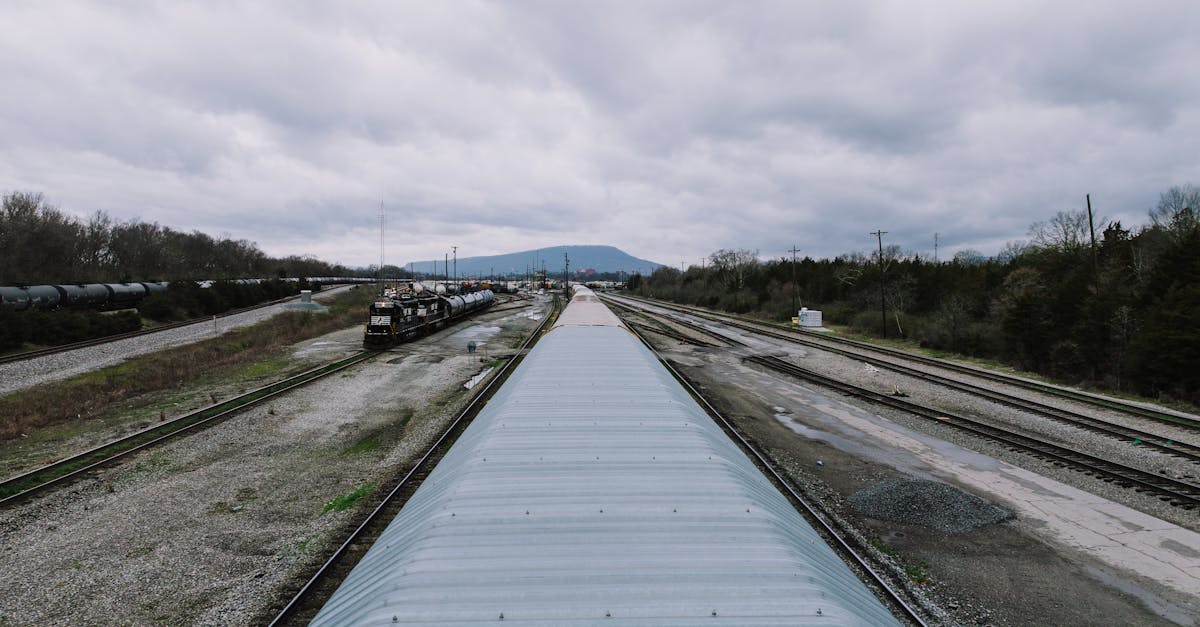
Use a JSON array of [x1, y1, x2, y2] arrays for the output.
[[747, 355, 1200, 509], [608, 293, 1200, 431], [619, 319, 931, 626], [605, 297, 745, 347], [614, 296, 1200, 463], [0, 351, 378, 505], [269, 305, 556, 626], [625, 320, 717, 347]]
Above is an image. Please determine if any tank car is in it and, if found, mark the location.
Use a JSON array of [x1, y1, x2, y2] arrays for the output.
[[100, 283, 148, 309], [24, 285, 63, 309], [0, 286, 31, 310]]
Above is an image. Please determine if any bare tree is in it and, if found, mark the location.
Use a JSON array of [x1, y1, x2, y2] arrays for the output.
[[1029, 209, 1093, 254], [1148, 183, 1199, 239], [708, 249, 758, 292]]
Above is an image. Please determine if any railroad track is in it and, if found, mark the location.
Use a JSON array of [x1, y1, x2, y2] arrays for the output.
[[747, 355, 1200, 510], [622, 322, 930, 625], [605, 293, 1200, 432], [605, 298, 741, 347], [268, 303, 557, 626], [611, 296, 1200, 465], [0, 351, 378, 505], [0, 294, 305, 366]]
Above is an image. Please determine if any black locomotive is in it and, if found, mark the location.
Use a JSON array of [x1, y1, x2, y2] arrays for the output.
[[363, 288, 494, 348]]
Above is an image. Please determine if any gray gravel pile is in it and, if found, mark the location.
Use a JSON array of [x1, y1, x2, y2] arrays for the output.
[[849, 478, 1012, 533]]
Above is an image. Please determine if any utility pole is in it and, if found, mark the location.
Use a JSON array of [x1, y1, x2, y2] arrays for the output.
[[1086, 194, 1098, 273], [564, 251, 570, 297], [871, 230, 888, 339], [452, 245, 457, 288], [444, 253, 448, 282], [788, 245, 801, 316], [933, 232, 939, 264]]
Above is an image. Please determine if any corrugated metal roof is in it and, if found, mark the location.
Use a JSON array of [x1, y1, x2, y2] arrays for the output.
[[552, 287, 624, 328], [313, 314, 899, 624]]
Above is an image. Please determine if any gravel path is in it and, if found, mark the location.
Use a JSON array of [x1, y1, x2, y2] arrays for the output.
[[0, 298, 548, 625], [0, 286, 354, 397]]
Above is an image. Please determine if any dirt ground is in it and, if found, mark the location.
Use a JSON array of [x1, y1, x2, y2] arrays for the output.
[[0, 296, 550, 625], [663, 338, 1197, 626]]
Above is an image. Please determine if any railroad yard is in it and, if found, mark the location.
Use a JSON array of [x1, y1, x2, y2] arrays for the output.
[[0, 287, 1197, 625], [0, 293, 550, 624], [601, 292, 1199, 625]]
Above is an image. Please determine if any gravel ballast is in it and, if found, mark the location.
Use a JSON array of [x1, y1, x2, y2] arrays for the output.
[[610, 294, 1199, 626], [0, 296, 549, 625], [849, 478, 1013, 533]]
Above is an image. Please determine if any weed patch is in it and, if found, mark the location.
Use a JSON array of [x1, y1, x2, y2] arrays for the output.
[[341, 434, 381, 456], [867, 537, 896, 556], [322, 483, 375, 514], [904, 561, 931, 584], [236, 358, 289, 380]]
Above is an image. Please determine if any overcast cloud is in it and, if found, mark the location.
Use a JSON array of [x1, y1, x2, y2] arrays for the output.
[[2, 1, 1197, 268]]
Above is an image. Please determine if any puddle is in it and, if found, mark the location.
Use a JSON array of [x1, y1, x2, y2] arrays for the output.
[[774, 413, 869, 458], [447, 325, 503, 354], [464, 367, 495, 389]]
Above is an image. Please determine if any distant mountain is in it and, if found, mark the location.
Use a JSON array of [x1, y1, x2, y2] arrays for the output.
[[406, 245, 663, 278]]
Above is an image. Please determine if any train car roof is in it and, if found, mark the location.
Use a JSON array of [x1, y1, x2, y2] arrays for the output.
[[551, 284, 625, 328], [313, 293, 899, 625]]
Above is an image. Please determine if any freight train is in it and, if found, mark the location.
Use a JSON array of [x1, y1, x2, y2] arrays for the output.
[[0, 282, 169, 311], [363, 287, 494, 348], [0, 277, 386, 313]]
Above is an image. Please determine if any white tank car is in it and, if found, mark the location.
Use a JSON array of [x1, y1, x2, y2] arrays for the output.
[[313, 286, 900, 625]]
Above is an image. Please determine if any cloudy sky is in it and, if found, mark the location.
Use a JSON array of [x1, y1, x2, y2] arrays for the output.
[[3, 2, 1197, 268]]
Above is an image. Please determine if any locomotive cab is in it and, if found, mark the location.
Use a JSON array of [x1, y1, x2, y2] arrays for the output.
[[363, 299, 399, 347]]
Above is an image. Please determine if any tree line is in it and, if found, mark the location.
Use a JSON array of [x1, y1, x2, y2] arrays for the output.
[[0, 191, 351, 285], [631, 184, 1200, 405]]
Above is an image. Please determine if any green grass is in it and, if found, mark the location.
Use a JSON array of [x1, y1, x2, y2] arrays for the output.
[[904, 561, 931, 584], [322, 482, 376, 514], [236, 358, 290, 380], [341, 434, 381, 456], [867, 537, 896, 556]]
